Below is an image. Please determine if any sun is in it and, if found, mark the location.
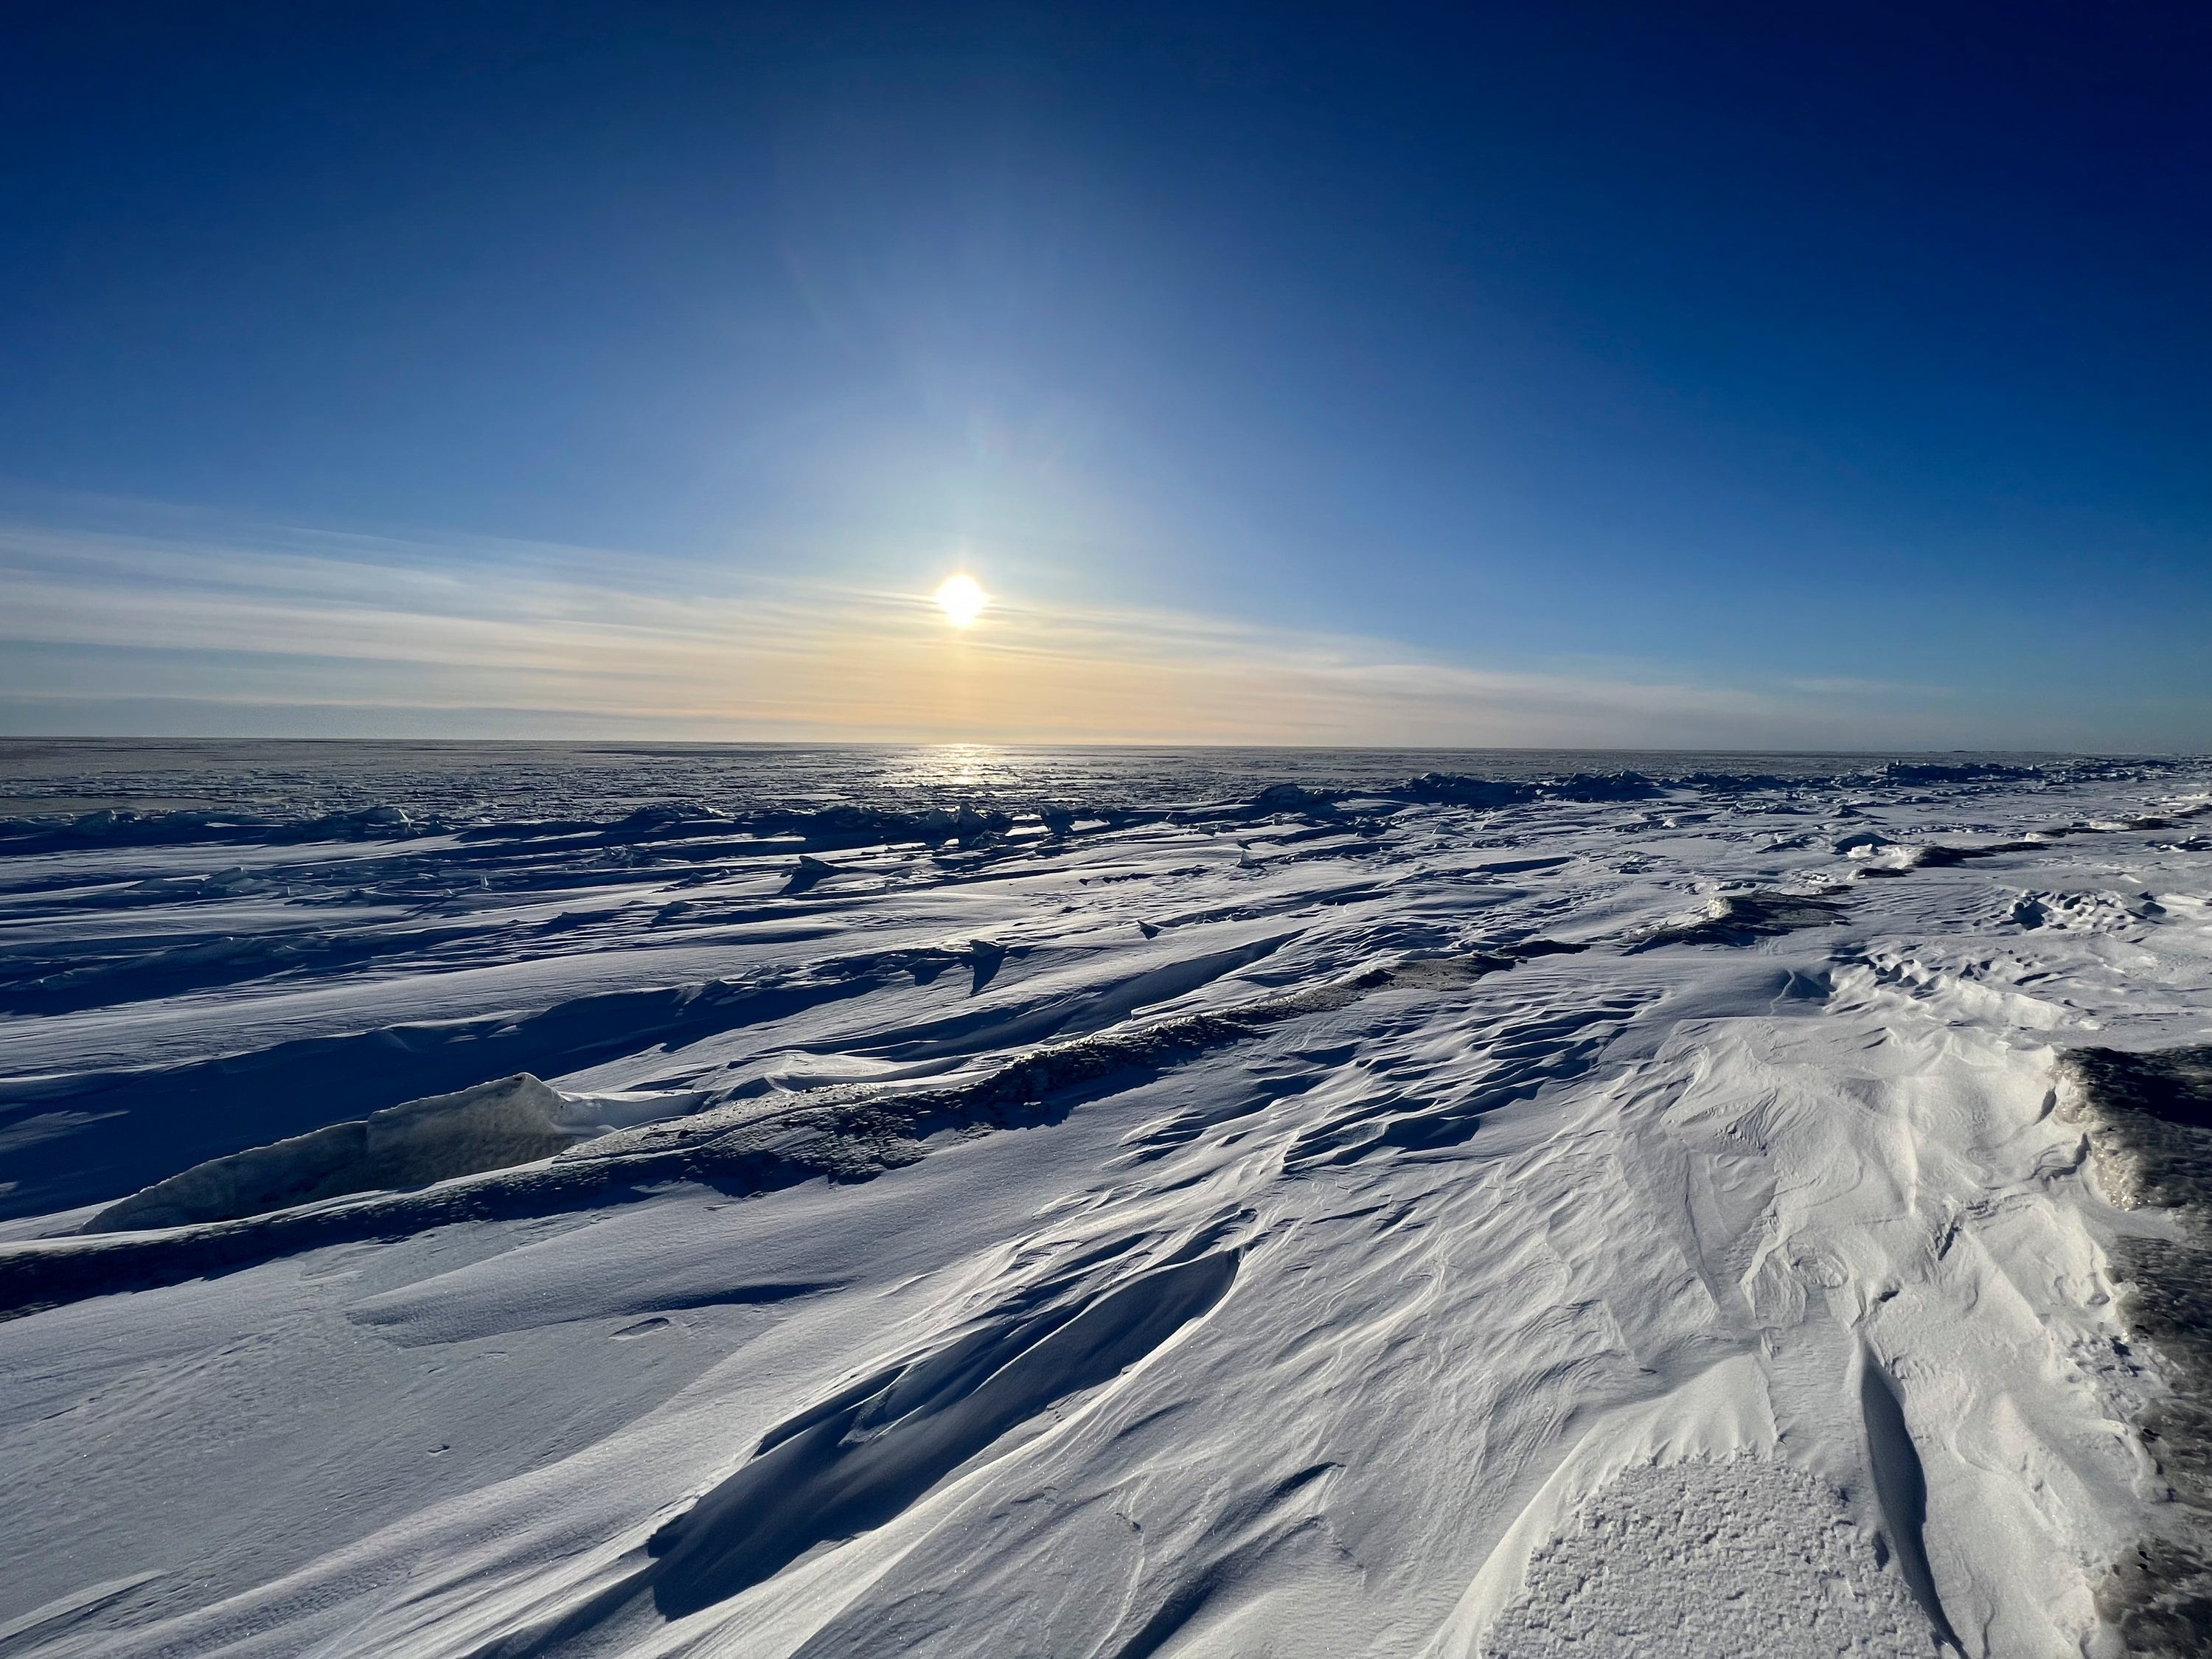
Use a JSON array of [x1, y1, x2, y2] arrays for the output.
[[935, 573, 988, 627]]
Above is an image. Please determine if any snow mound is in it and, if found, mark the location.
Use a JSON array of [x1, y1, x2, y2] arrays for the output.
[[83, 1074, 582, 1232], [2010, 889, 2158, 931], [1628, 888, 1848, 949]]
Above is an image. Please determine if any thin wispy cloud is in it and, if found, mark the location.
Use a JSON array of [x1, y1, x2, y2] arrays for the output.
[[0, 518, 2016, 746]]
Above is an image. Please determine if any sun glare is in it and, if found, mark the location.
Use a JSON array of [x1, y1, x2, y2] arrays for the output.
[[935, 573, 988, 627]]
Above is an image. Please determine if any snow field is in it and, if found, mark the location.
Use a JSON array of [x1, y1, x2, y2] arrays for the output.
[[1, 756, 2208, 1656]]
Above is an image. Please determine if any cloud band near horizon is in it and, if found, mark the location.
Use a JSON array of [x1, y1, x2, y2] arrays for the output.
[[0, 518, 2160, 750]]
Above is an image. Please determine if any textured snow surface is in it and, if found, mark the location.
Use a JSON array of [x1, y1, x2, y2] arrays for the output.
[[1484, 1459, 1927, 1656], [3, 745, 2211, 1658]]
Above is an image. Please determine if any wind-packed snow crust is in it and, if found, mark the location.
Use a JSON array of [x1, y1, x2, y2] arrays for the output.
[[3, 745, 2211, 1657]]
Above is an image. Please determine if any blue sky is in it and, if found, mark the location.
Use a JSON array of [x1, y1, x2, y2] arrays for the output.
[[3, 2, 2208, 746]]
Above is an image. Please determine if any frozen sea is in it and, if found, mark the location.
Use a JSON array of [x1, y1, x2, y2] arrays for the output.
[[4, 741, 2212, 1658], [0, 737, 2081, 820]]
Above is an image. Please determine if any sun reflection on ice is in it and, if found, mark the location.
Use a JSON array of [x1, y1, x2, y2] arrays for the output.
[[883, 742, 1019, 795]]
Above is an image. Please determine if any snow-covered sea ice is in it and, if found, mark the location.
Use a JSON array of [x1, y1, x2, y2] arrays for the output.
[[4, 742, 2211, 1658]]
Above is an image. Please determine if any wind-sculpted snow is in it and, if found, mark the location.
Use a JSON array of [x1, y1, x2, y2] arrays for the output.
[[1859, 1344, 1962, 1649], [4, 744, 2212, 1658], [485, 1239, 1246, 1653], [645, 1245, 1241, 1612]]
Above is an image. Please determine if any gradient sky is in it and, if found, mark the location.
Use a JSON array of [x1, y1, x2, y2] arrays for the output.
[[3, 2, 2208, 747]]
